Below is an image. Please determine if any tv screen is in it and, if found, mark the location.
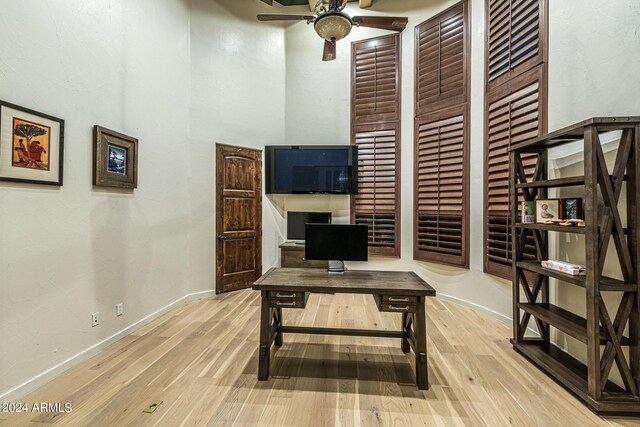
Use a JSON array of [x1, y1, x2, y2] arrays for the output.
[[287, 211, 332, 241], [265, 145, 358, 194], [305, 224, 368, 262]]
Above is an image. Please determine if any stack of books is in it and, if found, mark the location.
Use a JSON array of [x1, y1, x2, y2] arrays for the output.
[[541, 260, 586, 275]]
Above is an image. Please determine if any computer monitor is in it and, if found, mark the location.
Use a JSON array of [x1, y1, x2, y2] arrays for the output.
[[287, 211, 332, 241], [304, 224, 368, 269]]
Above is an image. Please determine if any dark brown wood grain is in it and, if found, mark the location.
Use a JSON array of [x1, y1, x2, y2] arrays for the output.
[[413, 1, 470, 269], [279, 242, 328, 268], [484, 0, 548, 92], [510, 119, 640, 414], [252, 268, 436, 296], [215, 143, 262, 294], [253, 268, 435, 389], [350, 33, 402, 258]]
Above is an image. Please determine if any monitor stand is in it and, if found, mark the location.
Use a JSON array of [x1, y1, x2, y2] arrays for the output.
[[327, 260, 345, 274]]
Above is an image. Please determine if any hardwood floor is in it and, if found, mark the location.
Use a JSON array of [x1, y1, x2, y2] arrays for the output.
[[1, 290, 639, 426]]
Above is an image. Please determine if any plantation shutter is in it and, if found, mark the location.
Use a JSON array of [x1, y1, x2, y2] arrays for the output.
[[487, 0, 545, 91], [485, 68, 544, 278], [352, 34, 400, 125], [415, 107, 468, 266], [415, 2, 467, 116], [414, 2, 469, 268], [351, 34, 401, 257], [353, 124, 400, 255]]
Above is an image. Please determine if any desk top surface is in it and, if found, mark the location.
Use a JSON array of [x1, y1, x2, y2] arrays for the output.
[[252, 268, 436, 296]]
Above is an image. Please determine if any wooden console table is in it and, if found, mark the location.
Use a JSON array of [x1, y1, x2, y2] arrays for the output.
[[279, 242, 328, 268], [252, 268, 436, 389]]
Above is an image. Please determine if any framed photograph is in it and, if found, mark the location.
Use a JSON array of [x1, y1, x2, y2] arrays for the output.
[[562, 198, 584, 220], [535, 199, 561, 223], [521, 201, 535, 223], [93, 125, 138, 189], [0, 100, 64, 185]]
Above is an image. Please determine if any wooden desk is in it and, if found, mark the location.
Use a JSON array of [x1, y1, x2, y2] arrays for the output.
[[252, 268, 437, 389]]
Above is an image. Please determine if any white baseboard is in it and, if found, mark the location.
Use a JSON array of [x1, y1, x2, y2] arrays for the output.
[[437, 293, 540, 337], [0, 289, 216, 402], [436, 292, 512, 324]]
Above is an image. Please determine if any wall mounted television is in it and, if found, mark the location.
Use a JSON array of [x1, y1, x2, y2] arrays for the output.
[[265, 145, 358, 194]]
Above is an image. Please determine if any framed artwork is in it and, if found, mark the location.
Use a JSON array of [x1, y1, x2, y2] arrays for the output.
[[535, 199, 561, 223], [0, 100, 64, 186], [562, 198, 584, 220], [93, 126, 138, 189], [521, 201, 535, 223]]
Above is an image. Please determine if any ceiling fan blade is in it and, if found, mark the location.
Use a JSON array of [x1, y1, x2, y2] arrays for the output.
[[257, 14, 315, 22], [322, 40, 337, 62], [352, 16, 408, 32], [259, 0, 273, 5]]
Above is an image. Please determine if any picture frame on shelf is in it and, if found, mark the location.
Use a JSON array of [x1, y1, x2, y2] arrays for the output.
[[93, 125, 138, 189], [0, 100, 64, 186], [521, 201, 535, 223], [562, 198, 583, 220], [535, 199, 560, 223]]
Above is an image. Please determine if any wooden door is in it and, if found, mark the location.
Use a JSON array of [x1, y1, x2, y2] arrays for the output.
[[216, 143, 262, 294]]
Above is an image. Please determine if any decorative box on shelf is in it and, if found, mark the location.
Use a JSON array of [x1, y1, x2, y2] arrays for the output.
[[541, 260, 585, 276]]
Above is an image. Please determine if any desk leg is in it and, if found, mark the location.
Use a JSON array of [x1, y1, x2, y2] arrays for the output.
[[401, 312, 410, 353], [258, 291, 271, 381], [275, 307, 283, 347], [415, 296, 429, 390]]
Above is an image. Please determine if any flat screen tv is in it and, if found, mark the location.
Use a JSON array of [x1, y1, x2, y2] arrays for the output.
[[305, 224, 368, 262], [265, 145, 358, 194], [287, 211, 332, 241]]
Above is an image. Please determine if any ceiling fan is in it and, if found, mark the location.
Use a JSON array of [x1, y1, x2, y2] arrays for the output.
[[257, 0, 408, 61]]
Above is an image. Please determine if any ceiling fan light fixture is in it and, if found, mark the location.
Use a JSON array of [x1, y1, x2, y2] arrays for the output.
[[314, 13, 352, 42]]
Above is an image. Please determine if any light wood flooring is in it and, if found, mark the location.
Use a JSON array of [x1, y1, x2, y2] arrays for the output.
[[1, 290, 640, 426]]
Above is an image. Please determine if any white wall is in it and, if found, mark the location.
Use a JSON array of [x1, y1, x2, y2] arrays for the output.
[[186, 0, 286, 293], [0, 0, 286, 400]]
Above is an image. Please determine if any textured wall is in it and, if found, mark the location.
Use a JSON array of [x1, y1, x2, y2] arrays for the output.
[[0, 0, 285, 400]]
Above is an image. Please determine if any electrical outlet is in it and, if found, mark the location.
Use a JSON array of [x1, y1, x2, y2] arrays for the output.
[[116, 303, 124, 317], [91, 312, 100, 327]]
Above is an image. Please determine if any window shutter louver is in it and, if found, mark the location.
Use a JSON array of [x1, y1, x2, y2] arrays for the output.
[[484, 68, 545, 279], [352, 35, 401, 125], [486, 0, 545, 91], [413, 2, 469, 268], [415, 3, 467, 116], [351, 34, 401, 257], [415, 108, 468, 266]]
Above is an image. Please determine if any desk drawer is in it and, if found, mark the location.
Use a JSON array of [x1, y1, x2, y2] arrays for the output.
[[269, 291, 308, 309], [381, 295, 418, 304], [380, 303, 417, 313]]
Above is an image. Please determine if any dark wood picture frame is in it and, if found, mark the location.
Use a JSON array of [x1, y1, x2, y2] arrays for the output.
[[93, 125, 138, 189], [534, 198, 561, 223], [0, 100, 64, 186]]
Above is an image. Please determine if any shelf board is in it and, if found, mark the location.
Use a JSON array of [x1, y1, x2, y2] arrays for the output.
[[517, 303, 628, 345], [517, 176, 585, 189], [511, 340, 640, 414], [509, 117, 640, 151], [516, 223, 586, 234], [516, 261, 636, 292]]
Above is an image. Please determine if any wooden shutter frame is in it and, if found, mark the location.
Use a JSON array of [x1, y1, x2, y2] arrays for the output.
[[414, 104, 470, 267], [351, 33, 401, 258], [413, 0, 470, 268], [483, 65, 547, 279], [351, 33, 402, 126], [484, 0, 548, 92], [415, 1, 469, 116]]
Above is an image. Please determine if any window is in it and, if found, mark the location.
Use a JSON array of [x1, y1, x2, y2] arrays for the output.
[[351, 34, 401, 257], [483, 0, 548, 280], [414, 2, 469, 267]]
